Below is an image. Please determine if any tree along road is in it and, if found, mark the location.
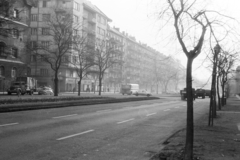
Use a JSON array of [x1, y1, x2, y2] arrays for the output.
[[0, 98, 209, 160]]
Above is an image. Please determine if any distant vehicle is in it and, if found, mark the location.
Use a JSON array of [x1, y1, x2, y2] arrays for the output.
[[120, 84, 139, 95], [195, 89, 206, 99], [38, 87, 53, 95], [205, 89, 211, 97], [180, 88, 196, 100], [7, 77, 37, 95], [133, 90, 151, 97]]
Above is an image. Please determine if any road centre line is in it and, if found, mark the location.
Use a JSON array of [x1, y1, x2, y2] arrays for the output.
[[117, 118, 134, 124], [96, 109, 112, 113], [163, 109, 170, 111], [53, 114, 78, 119], [57, 129, 94, 141], [0, 122, 19, 127], [146, 113, 156, 116]]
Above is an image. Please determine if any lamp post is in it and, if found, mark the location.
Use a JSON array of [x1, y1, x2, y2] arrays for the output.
[[209, 44, 221, 126]]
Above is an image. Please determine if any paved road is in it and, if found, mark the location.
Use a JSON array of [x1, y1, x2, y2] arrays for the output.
[[0, 98, 209, 160]]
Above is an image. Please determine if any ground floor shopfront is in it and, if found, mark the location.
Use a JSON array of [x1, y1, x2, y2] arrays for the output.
[[0, 59, 29, 92]]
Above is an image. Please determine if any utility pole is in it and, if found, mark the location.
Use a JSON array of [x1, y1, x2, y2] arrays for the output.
[[208, 44, 221, 126]]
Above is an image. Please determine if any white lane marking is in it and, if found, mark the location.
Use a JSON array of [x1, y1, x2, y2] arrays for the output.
[[0, 122, 19, 127], [117, 118, 134, 124], [96, 109, 112, 113], [53, 114, 78, 119], [174, 107, 179, 108], [163, 109, 170, 111], [146, 113, 156, 116], [57, 130, 94, 141]]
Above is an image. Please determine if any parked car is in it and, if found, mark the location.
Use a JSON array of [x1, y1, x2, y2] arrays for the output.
[[38, 87, 53, 95], [134, 90, 151, 97]]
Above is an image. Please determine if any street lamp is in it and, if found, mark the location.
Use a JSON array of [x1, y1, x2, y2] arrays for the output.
[[214, 44, 221, 54]]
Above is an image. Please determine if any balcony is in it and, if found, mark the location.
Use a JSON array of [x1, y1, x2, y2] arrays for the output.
[[88, 17, 96, 24]]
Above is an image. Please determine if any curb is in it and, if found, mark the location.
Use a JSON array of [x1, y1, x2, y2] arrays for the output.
[[0, 97, 160, 113]]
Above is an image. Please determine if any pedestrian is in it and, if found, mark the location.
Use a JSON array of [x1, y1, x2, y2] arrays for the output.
[[17, 88, 21, 97]]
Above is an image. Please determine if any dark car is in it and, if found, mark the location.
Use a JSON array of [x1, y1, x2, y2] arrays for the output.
[[195, 89, 206, 99], [133, 90, 151, 97]]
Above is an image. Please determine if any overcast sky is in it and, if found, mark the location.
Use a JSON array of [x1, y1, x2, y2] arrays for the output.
[[90, 0, 240, 85]]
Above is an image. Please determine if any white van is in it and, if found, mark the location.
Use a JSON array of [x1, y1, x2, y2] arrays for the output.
[[120, 84, 139, 95]]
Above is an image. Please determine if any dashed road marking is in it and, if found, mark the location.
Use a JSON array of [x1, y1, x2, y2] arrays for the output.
[[146, 113, 156, 116], [163, 109, 170, 111], [0, 122, 19, 127], [53, 114, 78, 119], [174, 107, 179, 108], [57, 129, 94, 140], [96, 109, 112, 113], [117, 118, 134, 124]]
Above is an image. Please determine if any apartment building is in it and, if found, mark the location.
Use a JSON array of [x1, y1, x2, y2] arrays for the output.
[[29, 0, 111, 92], [0, 0, 36, 92], [104, 27, 124, 92]]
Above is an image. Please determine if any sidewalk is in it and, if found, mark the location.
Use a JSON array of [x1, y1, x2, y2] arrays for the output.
[[151, 96, 240, 160]]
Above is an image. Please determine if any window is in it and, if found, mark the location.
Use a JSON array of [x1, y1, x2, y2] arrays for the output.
[[41, 41, 49, 48], [101, 17, 106, 25], [13, 9, 19, 18], [30, 41, 37, 49], [42, 28, 49, 35], [27, 67, 31, 76], [73, 56, 77, 64], [11, 48, 18, 58], [97, 15, 101, 23], [42, 1, 48, 7], [101, 29, 105, 36], [0, 42, 6, 57], [74, 2, 80, 11], [11, 67, 17, 78], [40, 68, 48, 76], [0, 66, 4, 77], [12, 29, 19, 38], [74, 15, 79, 23], [31, 28, 38, 35], [97, 27, 100, 34], [31, 55, 37, 62], [42, 14, 50, 21], [31, 14, 38, 21]]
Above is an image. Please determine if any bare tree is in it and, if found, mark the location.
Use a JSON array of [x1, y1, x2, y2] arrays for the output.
[[157, 0, 213, 159], [71, 30, 95, 96], [217, 50, 238, 109], [94, 38, 123, 95], [156, 0, 239, 159], [35, 9, 76, 96]]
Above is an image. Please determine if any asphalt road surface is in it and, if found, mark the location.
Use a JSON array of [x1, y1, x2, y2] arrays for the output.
[[0, 98, 209, 160]]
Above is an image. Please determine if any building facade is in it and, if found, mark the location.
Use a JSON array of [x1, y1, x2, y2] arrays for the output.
[[0, 0, 35, 92], [29, 0, 111, 92]]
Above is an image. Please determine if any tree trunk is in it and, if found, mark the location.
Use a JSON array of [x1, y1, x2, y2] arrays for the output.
[[217, 75, 221, 110], [98, 75, 102, 96], [184, 58, 194, 160], [78, 78, 82, 96], [54, 76, 58, 97]]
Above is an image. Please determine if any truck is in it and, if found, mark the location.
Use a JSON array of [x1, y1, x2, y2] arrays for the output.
[[120, 84, 139, 95], [195, 88, 206, 99], [180, 88, 196, 100], [7, 77, 37, 95]]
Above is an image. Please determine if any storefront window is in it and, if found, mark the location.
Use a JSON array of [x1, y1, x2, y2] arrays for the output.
[[11, 67, 17, 78], [0, 66, 4, 77]]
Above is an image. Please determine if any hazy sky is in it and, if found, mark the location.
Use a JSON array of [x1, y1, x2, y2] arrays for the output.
[[89, 0, 240, 84]]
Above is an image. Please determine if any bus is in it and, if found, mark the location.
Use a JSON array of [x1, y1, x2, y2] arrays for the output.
[[120, 84, 139, 95]]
